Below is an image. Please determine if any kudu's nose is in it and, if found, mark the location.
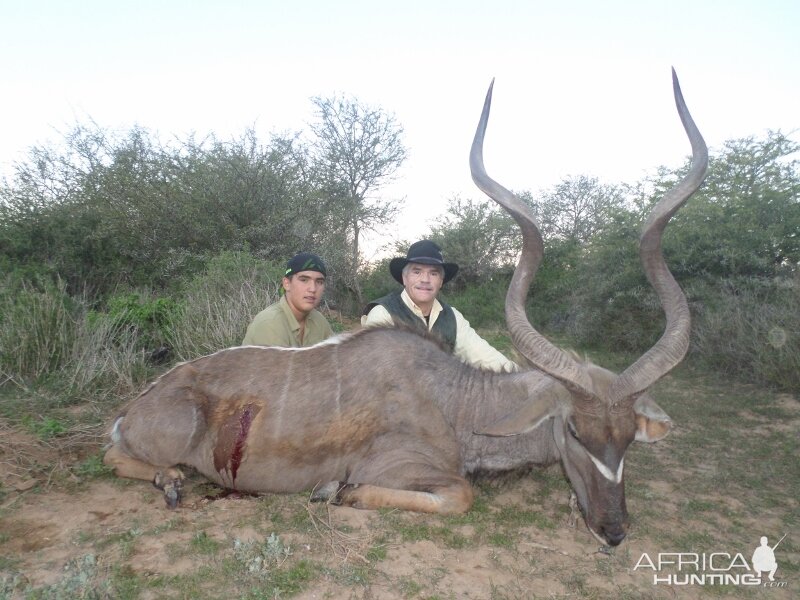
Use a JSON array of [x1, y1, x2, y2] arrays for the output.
[[604, 529, 627, 546]]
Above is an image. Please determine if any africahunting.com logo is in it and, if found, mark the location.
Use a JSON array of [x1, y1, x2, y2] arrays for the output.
[[634, 534, 788, 588]]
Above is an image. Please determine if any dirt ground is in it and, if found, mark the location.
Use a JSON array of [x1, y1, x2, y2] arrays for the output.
[[1, 377, 798, 599], [1, 475, 609, 598]]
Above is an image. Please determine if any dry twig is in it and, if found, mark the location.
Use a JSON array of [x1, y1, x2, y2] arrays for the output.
[[303, 495, 373, 564]]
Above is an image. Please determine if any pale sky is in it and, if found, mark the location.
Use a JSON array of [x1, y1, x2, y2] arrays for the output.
[[1, 1, 798, 259]]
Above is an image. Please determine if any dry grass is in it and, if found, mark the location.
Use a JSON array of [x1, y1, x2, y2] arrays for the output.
[[304, 497, 375, 565]]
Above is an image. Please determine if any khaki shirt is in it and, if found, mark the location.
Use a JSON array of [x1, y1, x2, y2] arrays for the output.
[[361, 289, 516, 373], [243, 295, 334, 347]]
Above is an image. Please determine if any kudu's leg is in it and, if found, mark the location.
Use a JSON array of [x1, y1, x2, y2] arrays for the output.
[[312, 428, 474, 514], [103, 444, 185, 508], [334, 476, 474, 515], [314, 454, 474, 515]]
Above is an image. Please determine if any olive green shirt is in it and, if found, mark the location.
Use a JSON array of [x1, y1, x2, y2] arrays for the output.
[[242, 295, 334, 347]]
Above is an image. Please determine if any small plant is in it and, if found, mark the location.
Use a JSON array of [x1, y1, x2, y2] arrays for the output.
[[191, 530, 222, 555], [365, 544, 388, 562], [73, 453, 113, 479], [233, 533, 292, 576], [397, 576, 424, 597], [22, 415, 66, 439], [487, 531, 514, 548], [560, 571, 588, 595], [97, 527, 142, 556], [264, 532, 291, 560], [109, 565, 148, 600], [259, 559, 316, 597], [395, 521, 433, 543]]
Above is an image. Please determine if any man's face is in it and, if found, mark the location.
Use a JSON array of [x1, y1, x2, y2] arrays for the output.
[[283, 270, 326, 317], [402, 263, 444, 309]]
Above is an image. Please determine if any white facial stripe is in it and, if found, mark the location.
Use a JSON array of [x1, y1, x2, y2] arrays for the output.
[[587, 525, 607, 545], [589, 454, 624, 484]]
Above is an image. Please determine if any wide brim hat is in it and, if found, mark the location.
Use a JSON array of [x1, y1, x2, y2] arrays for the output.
[[389, 240, 459, 284]]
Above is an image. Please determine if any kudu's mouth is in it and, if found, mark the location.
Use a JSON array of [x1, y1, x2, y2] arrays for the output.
[[583, 506, 628, 546]]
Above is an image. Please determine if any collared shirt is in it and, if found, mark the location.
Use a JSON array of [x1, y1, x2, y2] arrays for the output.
[[243, 295, 334, 347], [361, 289, 516, 373]]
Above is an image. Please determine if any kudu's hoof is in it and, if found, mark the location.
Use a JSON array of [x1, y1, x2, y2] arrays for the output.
[[310, 481, 362, 505], [310, 480, 348, 504], [153, 471, 183, 509]]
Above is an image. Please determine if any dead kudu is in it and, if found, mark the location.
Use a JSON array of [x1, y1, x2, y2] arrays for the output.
[[105, 70, 707, 546]]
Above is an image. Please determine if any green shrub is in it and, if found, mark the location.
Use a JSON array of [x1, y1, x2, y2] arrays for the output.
[[440, 276, 509, 328], [167, 251, 284, 359], [89, 291, 181, 350], [22, 415, 67, 439]]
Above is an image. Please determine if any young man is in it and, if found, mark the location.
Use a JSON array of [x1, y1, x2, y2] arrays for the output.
[[362, 240, 516, 372], [243, 252, 334, 347]]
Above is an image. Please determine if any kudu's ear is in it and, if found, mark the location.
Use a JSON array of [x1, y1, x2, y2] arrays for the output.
[[633, 395, 672, 442], [474, 396, 557, 437]]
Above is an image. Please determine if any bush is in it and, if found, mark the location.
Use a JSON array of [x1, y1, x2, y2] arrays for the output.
[[442, 276, 509, 329], [691, 277, 799, 392], [89, 291, 181, 350], [0, 276, 77, 380], [359, 258, 398, 310], [0, 274, 150, 405], [66, 306, 150, 399], [167, 251, 284, 359]]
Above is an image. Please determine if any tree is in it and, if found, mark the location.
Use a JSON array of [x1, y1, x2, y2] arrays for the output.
[[552, 131, 800, 360], [664, 131, 800, 279], [428, 196, 518, 287], [0, 123, 333, 295], [523, 175, 627, 245], [309, 94, 407, 306]]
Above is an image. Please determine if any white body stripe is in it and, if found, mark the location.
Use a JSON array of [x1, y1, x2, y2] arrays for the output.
[[237, 332, 352, 353]]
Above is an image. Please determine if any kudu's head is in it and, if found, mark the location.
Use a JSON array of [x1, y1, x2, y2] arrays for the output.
[[470, 70, 708, 546]]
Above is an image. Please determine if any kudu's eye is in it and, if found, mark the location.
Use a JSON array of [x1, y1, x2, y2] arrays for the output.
[[567, 420, 580, 440]]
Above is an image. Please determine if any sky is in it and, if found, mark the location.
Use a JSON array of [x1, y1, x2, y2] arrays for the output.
[[1, 0, 798, 259]]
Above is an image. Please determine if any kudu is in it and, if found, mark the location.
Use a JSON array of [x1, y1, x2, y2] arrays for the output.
[[104, 70, 707, 546]]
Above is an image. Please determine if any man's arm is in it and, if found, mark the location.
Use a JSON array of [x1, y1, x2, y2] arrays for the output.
[[361, 305, 394, 328], [452, 307, 517, 373]]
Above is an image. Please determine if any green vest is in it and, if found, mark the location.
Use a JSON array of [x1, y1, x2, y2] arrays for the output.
[[364, 290, 457, 353]]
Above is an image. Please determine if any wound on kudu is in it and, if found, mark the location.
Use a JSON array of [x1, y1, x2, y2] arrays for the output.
[[213, 404, 261, 484]]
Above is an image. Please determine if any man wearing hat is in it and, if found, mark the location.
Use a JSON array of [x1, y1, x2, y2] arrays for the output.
[[362, 240, 516, 372], [243, 252, 334, 347]]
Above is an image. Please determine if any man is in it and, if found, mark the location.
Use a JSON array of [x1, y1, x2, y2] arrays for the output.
[[243, 252, 334, 347], [752, 536, 779, 582], [362, 240, 516, 372]]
